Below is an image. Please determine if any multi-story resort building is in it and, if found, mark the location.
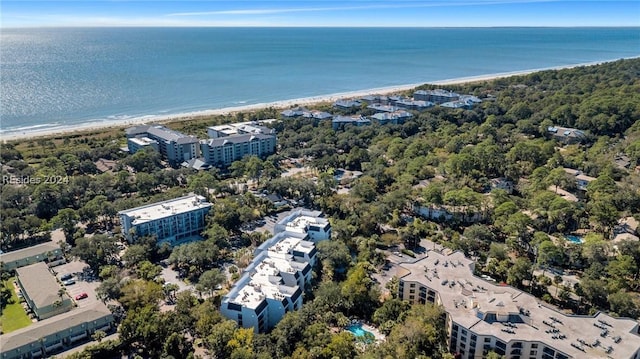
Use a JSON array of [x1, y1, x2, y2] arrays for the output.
[[200, 133, 277, 167], [397, 242, 640, 359], [414, 89, 461, 104], [207, 121, 276, 138], [220, 211, 330, 333], [370, 110, 414, 125], [394, 99, 435, 111], [1, 302, 114, 359], [118, 194, 212, 245], [332, 115, 371, 130], [126, 124, 199, 167], [200, 121, 277, 167], [273, 209, 332, 242]]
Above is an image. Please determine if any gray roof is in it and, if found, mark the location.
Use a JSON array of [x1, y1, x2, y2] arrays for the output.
[[181, 158, 211, 171], [125, 125, 151, 136], [332, 115, 370, 124], [126, 124, 198, 144], [0, 302, 113, 352], [200, 133, 275, 147], [16, 262, 66, 308], [0, 242, 60, 264]]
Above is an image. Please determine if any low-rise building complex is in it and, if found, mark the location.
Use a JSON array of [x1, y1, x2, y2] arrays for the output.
[[0, 302, 114, 359], [332, 115, 371, 130], [0, 243, 63, 271], [15, 262, 73, 320], [118, 194, 212, 245], [397, 244, 640, 359]]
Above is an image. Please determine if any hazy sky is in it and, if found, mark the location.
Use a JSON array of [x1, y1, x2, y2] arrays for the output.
[[2, 1, 639, 28]]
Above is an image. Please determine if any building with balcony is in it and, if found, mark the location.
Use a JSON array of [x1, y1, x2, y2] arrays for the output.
[[0, 302, 114, 359], [207, 121, 275, 138], [221, 211, 329, 333], [221, 231, 320, 333], [332, 115, 371, 131], [370, 110, 414, 125], [274, 209, 331, 242], [0, 243, 63, 271], [396, 243, 640, 359], [199, 133, 276, 167], [414, 89, 460, 104], [15, 262, 73, 320], [118, 194, 212, 245], [125, 124, 198, 167]]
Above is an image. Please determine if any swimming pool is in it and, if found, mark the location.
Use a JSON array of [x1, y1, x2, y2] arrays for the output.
[[346, 324, 374, 342], [565, 235, 583, 244]]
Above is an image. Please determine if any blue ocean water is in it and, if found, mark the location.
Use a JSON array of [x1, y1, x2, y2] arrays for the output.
[[1, 27, 639, 135]]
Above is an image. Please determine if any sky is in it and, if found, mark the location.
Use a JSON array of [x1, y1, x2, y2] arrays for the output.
[[1, 1, 639, 28]]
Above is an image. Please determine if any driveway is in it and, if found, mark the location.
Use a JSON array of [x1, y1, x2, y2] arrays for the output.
[[161, 265, 195, 293], [251, 207, 306, 235]]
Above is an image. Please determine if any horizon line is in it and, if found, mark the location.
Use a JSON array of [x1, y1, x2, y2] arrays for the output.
[[3, 25, 640, 29]]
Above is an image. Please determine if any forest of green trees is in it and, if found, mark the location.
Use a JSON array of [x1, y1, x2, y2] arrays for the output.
[[1, 58, 639, 358]]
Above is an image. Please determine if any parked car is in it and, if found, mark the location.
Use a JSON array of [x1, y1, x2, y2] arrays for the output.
[[60, 273, 73, 281], [63, 279, 76, 286], [75, 293, 88, 300]]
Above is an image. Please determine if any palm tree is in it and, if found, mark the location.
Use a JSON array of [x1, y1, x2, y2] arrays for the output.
[[553, 275, 563, 297]]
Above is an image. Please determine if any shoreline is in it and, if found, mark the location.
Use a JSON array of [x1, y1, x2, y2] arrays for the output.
[[1, 57, 635, 142]]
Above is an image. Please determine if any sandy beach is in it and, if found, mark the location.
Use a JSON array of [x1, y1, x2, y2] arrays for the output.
[[0, 58, 628, 142]]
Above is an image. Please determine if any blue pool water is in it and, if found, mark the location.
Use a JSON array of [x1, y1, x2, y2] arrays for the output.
[[565, 235, 583, 244], [347, 325, 367, 337], [346, 324, 374, 342]]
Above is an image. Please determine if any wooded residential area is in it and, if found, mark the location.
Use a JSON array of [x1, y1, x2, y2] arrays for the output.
[[1, 58, 639, 359]]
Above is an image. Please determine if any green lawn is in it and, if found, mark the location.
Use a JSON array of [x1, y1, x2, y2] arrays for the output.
[[1, 277, 32, 333]]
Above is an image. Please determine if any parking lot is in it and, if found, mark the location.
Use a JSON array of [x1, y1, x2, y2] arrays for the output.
[[52, 260, 101, 309], [251, 207, 306, 234]]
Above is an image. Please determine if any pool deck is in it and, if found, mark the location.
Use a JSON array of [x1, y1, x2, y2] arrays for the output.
[[361, 323, 386, 342]]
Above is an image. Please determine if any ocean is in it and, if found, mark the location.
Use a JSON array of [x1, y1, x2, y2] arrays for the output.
[[1, 27, 639, 137]]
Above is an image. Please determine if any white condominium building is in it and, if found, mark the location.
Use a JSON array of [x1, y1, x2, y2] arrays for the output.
[[274, 209, 331, 242], [397, 242, 640, 359], [118, 194, 212, 245], [221, 210, 330, 333]]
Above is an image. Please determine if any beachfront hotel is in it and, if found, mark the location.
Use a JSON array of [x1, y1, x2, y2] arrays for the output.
[[125, 124, 199, 167], [118, 194, 212, 245], [199, 133, 276, 167], [220, 211, 329, 333], [206, 121, 276, 138], [396, 242, 640, 359], [202, 121, 277, 167], [414, 89, 461, 104]]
